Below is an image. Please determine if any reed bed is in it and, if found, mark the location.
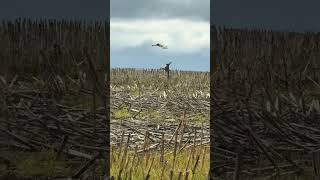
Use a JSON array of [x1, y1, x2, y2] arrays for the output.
[[0, 18, 210, 179], [0, 18, 109, 79], [110, 130, 210, 180], [0, 18, 110, 179], [110, 68, 210, 179], [211, 26, 320, 179]]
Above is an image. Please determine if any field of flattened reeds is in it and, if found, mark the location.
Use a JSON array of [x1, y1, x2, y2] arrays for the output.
[[0, 18, 210, 179], [0, 18, 110, 179], [110, 68, 210, 179], [211, 26, 320, 180]]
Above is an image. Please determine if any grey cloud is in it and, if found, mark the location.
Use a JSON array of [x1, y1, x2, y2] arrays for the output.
[[0, 0, 109, 20], [111, 0, 209, 21], [212, 0, 320, 32]]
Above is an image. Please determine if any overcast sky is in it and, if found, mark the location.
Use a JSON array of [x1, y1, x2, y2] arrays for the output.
[[110, 0, 210, 72], [212, 0, 320, 32], [0, 0, 108, 20]]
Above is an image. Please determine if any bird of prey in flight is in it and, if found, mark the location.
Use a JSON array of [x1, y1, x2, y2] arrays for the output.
[[152, 43, 168, 49]]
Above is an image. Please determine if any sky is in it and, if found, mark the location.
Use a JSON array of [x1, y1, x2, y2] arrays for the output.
[[0, 0, 108, 20], [212, 0, 320, 32], [110, 0, 210, 72]]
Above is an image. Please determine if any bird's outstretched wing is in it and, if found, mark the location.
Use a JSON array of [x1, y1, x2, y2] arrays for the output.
[[152, 43, 168, 49]]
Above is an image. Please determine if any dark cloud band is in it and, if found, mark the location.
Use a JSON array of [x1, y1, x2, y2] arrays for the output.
[[0, 0, 109, 20], [212, 0, 320, 32], [111, 0, 209, 21]]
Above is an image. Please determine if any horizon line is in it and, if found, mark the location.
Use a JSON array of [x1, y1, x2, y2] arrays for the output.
[[111, 67, 209, 73]]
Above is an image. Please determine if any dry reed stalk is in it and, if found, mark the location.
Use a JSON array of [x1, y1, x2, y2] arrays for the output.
[[144, 131, 150, 168], [55, 135, 68, 160], [168, 119, 183, 145], [178, 137, 192, 154], [134, 150, 142, 171], [177, 171, 183, 180], [92, 80, 96, 134], [179, 109, 186, 149], [117, 133, 130, 179], [178, 123, 185, 149], [200, 123, 204, 148], [184, 171, 189, 180], [169, 170, 174, 180], [201, 146, 207, 170], [73, 152, 102, 178], [169, 133, 179, 180], [160, 132, 165, 164], [145, 157, 155, 180], [191, 155, 200, 180], [200, 124, 206, 169], [123, 156, 132, 180], [184, 148, 193, 177], [233, 151, 242, 180], [122, 134, 131, 164], [111, 146, 115, 163], [128, 145, 138, 179], [192, 127, 197, 162], [160, 161, 167, 180], [117, 131, 125, 159]]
